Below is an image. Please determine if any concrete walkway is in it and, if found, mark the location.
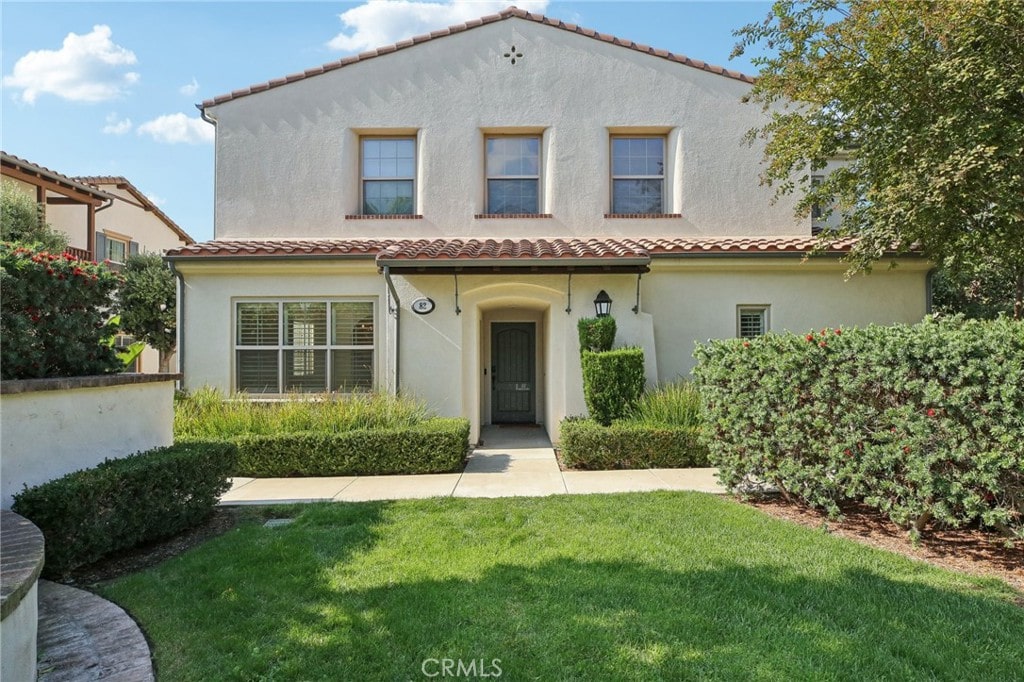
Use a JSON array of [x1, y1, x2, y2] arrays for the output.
[[221, 425, 724, 505]]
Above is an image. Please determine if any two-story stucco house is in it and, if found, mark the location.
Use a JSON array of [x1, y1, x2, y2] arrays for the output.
[[167, 8, 930, 442]]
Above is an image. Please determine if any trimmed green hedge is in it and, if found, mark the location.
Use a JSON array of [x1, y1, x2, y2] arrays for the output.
[[581, 348, 645, 425], [693, 316, 1024, 538], [229, 417, 471, 477], [560, 418, 709, 469], [12, 441, 236, 577], [577, 316, 616, 352]]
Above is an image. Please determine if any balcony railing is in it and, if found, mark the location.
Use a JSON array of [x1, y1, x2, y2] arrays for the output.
[[65, 246, 92, 261]]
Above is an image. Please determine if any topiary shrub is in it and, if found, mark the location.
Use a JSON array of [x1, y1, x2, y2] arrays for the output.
[[577, 316, 616, 352], [581, 348, 645, 425], [560, 418, 708, 469], [227, 417, 470, 477], [693, 316, 1024, 538], [1, 242, 122, 379], [12, 441, 237, 577]]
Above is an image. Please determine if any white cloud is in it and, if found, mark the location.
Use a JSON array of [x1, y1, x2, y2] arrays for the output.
[[102, 112, 132, 135], [137, 113, 214, 145], [179, 77, 199, 97], [327, 0, 549, 53], [2, 25, 139, 104], [143, 192, 166, 207]]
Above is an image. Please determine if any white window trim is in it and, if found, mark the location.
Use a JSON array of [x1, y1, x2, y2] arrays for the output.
[[736, 305, 771, 338], [360, 136, 417, 215], [484, 134, 542, 215], [610, 135, 666, 214], [233, 298, 376, 395]]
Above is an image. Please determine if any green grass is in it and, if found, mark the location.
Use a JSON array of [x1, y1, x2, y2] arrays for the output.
[[101, 493, 1023, 681], [626, 381, 704, 428], [174, 386, 431, 440]]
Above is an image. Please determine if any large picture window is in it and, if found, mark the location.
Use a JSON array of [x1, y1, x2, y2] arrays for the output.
[[235, 300, 374, 393], [610, 136, 665, 214], [361, 138, 415, 215], [485, 136, 540, 214]]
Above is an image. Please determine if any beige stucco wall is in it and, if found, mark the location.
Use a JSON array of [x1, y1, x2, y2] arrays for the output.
[[177, 259, 929, 442], [176, 260, 394, 394], [0, 379, 176, 509], [93, 185, 190, 255], [207, 17, 807, 241], [645, 258, 932, 380]]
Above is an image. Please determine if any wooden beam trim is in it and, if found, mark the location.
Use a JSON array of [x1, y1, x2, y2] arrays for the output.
[[1, 165, 106, 206]]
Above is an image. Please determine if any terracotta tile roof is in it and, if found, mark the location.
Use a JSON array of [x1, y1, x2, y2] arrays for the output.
[[166, 236, 867, 262], [1, 151, 116, 202], [74, 176, 195, 245], [166, 239, 400, 258], [378, 238, 649, 262], [631, 236, 862, 255], [201, 7, 754, 110]]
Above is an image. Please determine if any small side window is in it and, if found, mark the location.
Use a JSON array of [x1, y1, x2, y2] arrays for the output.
[[737, 305, 770, 338]]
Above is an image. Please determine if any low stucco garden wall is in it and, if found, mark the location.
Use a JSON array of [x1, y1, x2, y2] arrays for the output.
[[1, 510, 44, 681], [0, 374, 179, 509]]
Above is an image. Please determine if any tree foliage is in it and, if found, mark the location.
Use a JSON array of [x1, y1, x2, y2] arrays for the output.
[[118, 252, 177, 372], [734, 0, 1024, 317], [0, 179, 69, 253]]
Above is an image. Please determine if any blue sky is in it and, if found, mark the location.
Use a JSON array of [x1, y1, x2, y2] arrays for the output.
[[1, 1, 771, 242]]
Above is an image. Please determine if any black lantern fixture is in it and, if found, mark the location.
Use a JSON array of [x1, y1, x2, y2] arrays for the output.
[[594, 290, 612, 318]]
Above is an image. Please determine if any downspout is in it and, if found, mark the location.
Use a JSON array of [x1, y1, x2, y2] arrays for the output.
[[167, 260, 185, 390], [925, 266, 938, 315], [383, 265, 401, 394]]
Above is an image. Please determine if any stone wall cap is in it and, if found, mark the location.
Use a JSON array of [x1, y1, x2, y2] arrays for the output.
[[1, 510, 45, 620], [1, 373, 182, 395]]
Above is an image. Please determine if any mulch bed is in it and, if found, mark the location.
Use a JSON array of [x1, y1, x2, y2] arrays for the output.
[[64, 507, 243, 586], [744, 496, 1024, 595]]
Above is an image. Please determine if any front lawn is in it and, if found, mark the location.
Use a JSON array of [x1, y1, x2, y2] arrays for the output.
[[102, 493, 1023, 681]]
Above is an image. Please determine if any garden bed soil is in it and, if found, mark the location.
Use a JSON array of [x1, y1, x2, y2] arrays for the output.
[[63, 507, 243, 586], [745, 497, 1024, 595]]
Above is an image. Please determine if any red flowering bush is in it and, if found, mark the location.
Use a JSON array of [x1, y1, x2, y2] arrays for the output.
[[694, 317, 1024, 538], [1, 242, 123, 379]]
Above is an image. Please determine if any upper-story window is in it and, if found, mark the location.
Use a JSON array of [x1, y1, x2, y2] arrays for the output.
[[485, 136, 540, 214], [361, 137, 415, 215], [106, 236, 128, 263], [610, 136, 665, 214]]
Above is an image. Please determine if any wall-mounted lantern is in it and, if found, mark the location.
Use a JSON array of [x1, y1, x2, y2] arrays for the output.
[[594, 290, 612, 318]]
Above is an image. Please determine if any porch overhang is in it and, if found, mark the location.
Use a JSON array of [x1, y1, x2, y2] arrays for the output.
[[374, 238, 651, 274]]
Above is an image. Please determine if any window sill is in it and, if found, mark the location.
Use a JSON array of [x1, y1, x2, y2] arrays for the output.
[[604, 213, 682, 219], [474, 213, 554, 219], [344, 214, 423, 220]]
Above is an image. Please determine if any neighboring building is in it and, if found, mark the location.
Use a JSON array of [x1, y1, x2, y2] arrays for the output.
[[166, 8, 931, 442], [1, 152, 114, 261], [2, 153, 194, 373]]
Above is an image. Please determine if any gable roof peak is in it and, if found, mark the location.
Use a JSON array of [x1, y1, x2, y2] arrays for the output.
[[202, 7, 754, 110]]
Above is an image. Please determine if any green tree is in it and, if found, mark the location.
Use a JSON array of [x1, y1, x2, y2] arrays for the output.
[[118, 252, 177, 372], [734, 0, 1024, 318], [1, 179, 69, 253]]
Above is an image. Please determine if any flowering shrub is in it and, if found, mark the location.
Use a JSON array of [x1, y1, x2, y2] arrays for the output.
[[693, 316, 1024, 538], [1, 242, 122, 379]]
